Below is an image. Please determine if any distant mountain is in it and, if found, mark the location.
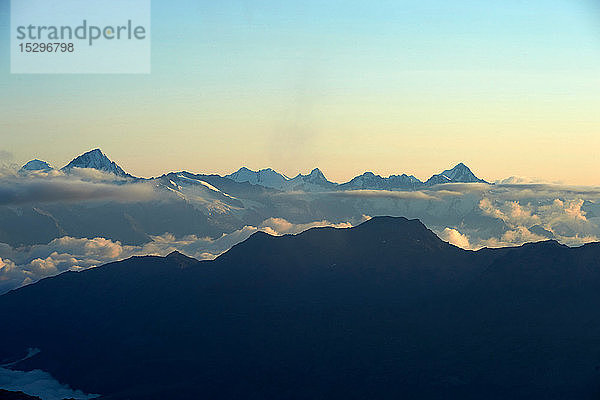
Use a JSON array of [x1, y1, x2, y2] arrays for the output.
[[286, 168, 338, 191], [425, 162, 487, 185], [225, 164, 487, 191], [61, 149, 133, 178], [1, 217, 599, 399], [225, 167, 289, 189], [153, 172, 245, 209], [339, 172, 422, 190], [165, 171, 280, 198], [0, 196, 236, 248], [296, 168, 329, 185], [20, 149, 489, 190], [225, 167, 338, 192], [19, 159, 53, 173]]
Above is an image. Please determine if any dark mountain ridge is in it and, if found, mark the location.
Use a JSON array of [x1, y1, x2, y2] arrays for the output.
[[1, 217, 599, 399]]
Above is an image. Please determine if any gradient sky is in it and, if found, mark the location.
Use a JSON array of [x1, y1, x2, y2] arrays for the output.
[[1, 0, 600, 184]]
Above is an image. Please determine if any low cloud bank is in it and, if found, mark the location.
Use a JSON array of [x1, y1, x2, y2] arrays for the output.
[[0, 164, 161, 206], [0, 177, 157, 205], [315, 183, 600, 250], [439, 228, 471, 249], [0, 217, 364, 294], [437, 192, 600, 250], [2, 173, 600, 286], [0, 366, 98, 400]]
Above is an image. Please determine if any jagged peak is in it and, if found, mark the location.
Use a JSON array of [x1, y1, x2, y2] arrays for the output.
[[61, 148, 131, 178], [302, 167, 331, 182], [229, 166, 285, 176], [425, 162, 487, 185]]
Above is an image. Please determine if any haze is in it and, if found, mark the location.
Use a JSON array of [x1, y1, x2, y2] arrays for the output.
[[1, 0, 600, 184]]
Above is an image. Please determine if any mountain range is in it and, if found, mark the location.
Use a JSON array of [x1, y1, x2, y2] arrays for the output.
[[1, 216, 599, 399], [19, 148, 489, 192], [0, 148, 525, 252]]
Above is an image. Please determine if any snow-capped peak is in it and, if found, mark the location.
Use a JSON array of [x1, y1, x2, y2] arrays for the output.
[[225, 167, 290, 189], [296, 168, 331, 184], [425, 163, 487, 185], [339, 171, 423, 190], [61, 149, 131, 178]]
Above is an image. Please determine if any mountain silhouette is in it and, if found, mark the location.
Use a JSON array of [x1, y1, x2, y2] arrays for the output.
[[1, 217, 599, 399], [0, 390, 41, 400]]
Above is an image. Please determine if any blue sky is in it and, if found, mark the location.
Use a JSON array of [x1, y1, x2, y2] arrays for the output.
[[1, 0, 600, 183]]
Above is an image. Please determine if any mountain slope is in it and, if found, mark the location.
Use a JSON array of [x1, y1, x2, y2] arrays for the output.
[[1, 217, 599, 399]]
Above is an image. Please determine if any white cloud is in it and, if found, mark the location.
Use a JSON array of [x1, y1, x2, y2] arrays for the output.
[[259, 217, 354, 235], [477, 196, 599, 247], [439, 228, 471, 249], [0, 176, 157, 205], [0, 217, 361, 294], [479, 198, 540, 227], [495, 176, 554, 185], [478, 226, 547, 248], [0, 150, 18, 178]]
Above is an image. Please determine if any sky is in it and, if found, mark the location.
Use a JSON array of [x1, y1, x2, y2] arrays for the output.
[[1, 0, 600, 184]]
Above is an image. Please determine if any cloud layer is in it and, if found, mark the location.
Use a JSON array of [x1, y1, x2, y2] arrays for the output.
[[0, 365, 98, 400], [0, 162, 167, 206], [3, 169, 600, 289], [436, 187, 600, 250], [0, 217, 364, 294]]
